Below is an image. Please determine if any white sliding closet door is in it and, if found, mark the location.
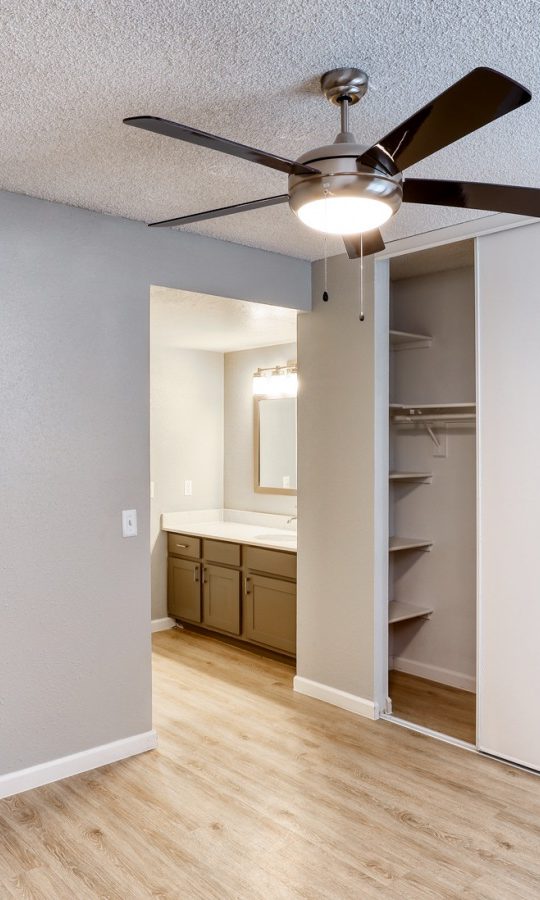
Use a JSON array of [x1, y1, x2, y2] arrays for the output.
[[476, 224, 540, 770]]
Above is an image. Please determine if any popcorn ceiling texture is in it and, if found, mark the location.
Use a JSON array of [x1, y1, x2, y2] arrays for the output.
[[1, 0, 539, 260]]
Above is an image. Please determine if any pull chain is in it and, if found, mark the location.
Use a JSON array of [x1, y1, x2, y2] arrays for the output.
[[323, 232, 328, 302], [359, 232, 365, 322], [323, 188, 329, 302]]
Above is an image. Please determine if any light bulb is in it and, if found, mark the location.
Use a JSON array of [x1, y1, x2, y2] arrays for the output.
[[297, 195, 392, 235]]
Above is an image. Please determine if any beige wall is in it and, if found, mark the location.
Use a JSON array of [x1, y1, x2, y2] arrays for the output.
[[224, 343, 297, 515], [150, 339, 224, 619], [296, 255, 385, 706]]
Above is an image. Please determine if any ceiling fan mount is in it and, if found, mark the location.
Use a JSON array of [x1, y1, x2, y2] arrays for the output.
[[320, 67, 369, 106], [124, 65, 538, 261]]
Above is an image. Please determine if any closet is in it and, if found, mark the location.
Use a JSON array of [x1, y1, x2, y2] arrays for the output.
[[386, 240, 477, 744]]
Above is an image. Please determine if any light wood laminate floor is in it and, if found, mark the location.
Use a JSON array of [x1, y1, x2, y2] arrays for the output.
[[1, 628, 539, 899], [389, 670, 477, 744]]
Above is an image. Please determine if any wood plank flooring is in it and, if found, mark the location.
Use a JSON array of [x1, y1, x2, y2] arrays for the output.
[[389, 670, 477, 744], [0, 628, 539, 898]]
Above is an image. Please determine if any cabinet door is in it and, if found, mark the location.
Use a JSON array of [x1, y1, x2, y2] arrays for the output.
[[168, 557, 201, 622], [202, 565, 241, 635], [244, 574, 296, 655]]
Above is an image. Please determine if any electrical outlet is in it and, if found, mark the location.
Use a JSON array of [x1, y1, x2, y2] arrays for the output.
[[184, 480, 193, 496], [122, 509, 137, 537]]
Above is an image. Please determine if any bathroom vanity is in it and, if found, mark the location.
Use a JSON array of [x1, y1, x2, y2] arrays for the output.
[[162, 512, 297, 657]]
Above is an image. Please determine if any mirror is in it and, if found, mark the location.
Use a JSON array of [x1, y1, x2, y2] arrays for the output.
[[254, 396, 297, 494]]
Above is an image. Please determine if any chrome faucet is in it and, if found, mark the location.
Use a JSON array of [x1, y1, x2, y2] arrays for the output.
[[286, 514, 298, 525]]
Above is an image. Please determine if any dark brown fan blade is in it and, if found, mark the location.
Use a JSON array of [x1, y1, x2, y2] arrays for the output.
[[359, 68, 531, 175], [123, 116, 318, 177], [403, 178, 540, 217], [149, 194, 289, 228], [343, 229, 386, 259]]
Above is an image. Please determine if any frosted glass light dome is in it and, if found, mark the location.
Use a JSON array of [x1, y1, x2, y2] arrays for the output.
[[297, 195, 393, 235]]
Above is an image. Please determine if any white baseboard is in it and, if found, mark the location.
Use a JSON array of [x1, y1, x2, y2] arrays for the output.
[[391, 656, 476, 692], [151, 617, 176, 633], [293, 676, 378, 719], [0, 730, 158, 800]]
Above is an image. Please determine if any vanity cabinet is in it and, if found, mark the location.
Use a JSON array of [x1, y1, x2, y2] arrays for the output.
[[167, 556, 201, 623], [202, 564, 241, 635], [166, 531, 296, 656], [244, 574, 296, 655]]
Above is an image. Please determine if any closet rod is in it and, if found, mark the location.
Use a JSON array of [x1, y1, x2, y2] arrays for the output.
[[392, 413, 476, 423]]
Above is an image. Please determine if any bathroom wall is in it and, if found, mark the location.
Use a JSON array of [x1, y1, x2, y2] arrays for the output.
[[224, 342, 297, 515], [150, 335, 224, 619], [389, 265, 477, 690]]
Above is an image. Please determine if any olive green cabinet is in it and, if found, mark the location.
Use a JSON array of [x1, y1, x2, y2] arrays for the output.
[[167, 557, 201, 623], [244, 574, 296, 655], [203, 564, 241, 635]]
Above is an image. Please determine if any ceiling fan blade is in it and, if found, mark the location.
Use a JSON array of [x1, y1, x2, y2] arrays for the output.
[[403, 178, 540, 217], [359, 68, 531, 175], [343, 229, 386, 259], [124, 116, 318, 177], [149, 194, 289, 228]]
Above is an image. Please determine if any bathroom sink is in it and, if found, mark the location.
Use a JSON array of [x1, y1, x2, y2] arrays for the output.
[[253, 533, 296, 542]]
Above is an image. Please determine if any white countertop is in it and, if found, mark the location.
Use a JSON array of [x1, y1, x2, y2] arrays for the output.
[[161, 510, 297, 553]]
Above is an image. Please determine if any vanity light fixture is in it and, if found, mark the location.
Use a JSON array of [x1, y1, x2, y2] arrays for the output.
[[252, 364, 298, 397]]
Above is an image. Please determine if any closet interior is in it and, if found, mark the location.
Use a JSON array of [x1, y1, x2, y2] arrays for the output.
[[387, 240, 477, 745]]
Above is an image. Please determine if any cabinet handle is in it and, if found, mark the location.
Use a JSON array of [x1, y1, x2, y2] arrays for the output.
[[203, 567, 208, 584], [245, 576, 251, 595], [176, 543, 189, 549], [193, 565, 199, 583]]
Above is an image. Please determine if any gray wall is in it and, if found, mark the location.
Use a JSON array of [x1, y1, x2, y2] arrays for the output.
[[297, 255, 381, 701], [389, 266, 477, 688], [224, 343, 297, 515], [0, 189, 310, 776], [150, 341, 224, 620]]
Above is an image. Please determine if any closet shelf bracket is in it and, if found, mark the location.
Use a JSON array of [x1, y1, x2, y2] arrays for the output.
[[426, 424, 441, 450]]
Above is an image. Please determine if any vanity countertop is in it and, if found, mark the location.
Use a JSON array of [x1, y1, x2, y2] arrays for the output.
[[161, 512, 297, 553]]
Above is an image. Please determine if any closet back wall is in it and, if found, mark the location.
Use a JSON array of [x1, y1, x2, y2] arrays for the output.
[[390, 265, 476, 691]]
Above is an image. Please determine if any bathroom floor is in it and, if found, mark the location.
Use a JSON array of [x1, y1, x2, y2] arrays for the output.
[[389, 670, 476, 744]]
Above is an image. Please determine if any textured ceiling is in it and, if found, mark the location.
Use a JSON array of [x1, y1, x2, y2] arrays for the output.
[[150, 286, 297, 352], [1, 1, 540, 260]]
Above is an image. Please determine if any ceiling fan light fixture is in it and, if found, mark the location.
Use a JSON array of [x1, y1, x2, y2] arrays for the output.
[[296, 194, 393, 235]]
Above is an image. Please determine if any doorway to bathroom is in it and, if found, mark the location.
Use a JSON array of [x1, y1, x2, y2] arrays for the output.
[[149, 285, 299, 665]]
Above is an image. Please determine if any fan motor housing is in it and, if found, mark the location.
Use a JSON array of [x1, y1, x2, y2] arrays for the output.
[[288, 138, 403, 225]]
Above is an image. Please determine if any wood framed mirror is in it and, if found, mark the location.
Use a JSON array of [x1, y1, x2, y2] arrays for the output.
[[254, 394, 297, 495]]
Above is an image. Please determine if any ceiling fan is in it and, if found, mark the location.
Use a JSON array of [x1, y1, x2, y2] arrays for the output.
[[124, 66, 540, 259]]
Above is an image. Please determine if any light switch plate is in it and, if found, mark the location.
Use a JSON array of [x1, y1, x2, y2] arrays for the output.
[[122, 509, 138, 537], [184, 480, 193, 496]]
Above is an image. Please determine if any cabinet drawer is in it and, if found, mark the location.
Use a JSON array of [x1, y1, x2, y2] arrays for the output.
[[167, 532, 201, 559], [203, 539, 241, 567], [244, 545, 296, 580]]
